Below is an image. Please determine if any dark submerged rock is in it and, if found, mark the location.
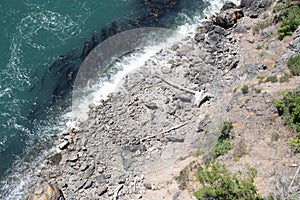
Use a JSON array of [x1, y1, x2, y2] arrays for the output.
[[80, 41, 90, 61]]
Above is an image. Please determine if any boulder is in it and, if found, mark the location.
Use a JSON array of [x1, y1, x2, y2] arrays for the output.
[[213, 9, 244, 29], [221, 2, 237, 11], [26, 182, 65, 200]]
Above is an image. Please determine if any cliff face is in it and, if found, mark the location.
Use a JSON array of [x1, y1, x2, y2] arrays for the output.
[[25, 1, 300, 199]]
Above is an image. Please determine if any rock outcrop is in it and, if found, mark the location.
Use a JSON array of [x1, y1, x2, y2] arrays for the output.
[[26, 182, 65, 200]]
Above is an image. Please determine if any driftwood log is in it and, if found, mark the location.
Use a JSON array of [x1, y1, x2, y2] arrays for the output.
[[154, 75, 212, 107]]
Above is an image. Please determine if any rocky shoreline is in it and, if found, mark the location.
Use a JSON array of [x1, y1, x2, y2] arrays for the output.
[[25, 1, 300, 199]]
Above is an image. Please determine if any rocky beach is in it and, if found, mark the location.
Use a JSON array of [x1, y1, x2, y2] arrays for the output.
[[21, 0, 300, 199]]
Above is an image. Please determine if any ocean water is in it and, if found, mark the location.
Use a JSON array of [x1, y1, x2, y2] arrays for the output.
[[0, 0, 239, 198]]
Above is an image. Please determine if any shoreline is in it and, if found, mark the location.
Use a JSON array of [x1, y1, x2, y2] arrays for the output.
[[7, 0, 300, 199]]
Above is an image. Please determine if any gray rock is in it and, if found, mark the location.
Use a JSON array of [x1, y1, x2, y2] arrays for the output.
[[194, 33, 205, 43], [221, 2, 237, 11], [197, 115, 211, 132], [68, 153, 78, 162], [178, 94, 192, 103], [98, 185, 108, 196], [118, 175, 126, 184], [144, 182, 152, 190], [123, 144, 146, 153], [80, 163, 89, 171], [213, 9, 244, 29], [166, 105, 176, 115], [145, 102, 158, 110], [170, 44, 179, 51], [172, 191, 180, 200], [58, 140, 69, 150], [84, 180, 93, 189], [75, 180, 86, 191], [177, 45, 191, 55], [84, 166, 95, 179], [161, 145, 175, 159], [233, 24, 248, 33], [162, 66, 172, 74], [166, 136, 185, 143], [96, 175, 106, 184], [47, 153, 62, 165]]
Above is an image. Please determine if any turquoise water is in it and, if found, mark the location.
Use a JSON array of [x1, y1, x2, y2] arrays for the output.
[[0, 0, 233, 197]]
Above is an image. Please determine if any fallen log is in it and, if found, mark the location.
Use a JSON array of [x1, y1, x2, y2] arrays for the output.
[[154, 75, 213, 107]]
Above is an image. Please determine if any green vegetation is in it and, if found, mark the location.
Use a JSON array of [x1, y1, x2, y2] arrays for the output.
[[277, 5, 300, 39], [176, 161, 200, 189], [279, 73, 291, 83], [257, 76, 265, 84], [271, 132, 280, 142], [256, 45, 269, 50], [233, 87, 238, 93], [241, 84, 249, 94], [253, 19, 273, 33], [256, 45, 262, 50], [273, 3, 286, 13], [194, 163, 263, 200], [265, 45, 269, 50], [213, 121, 234, 158], [254, 88, 262, 93], [176, 167, 188, 185], [274, 89, 300, 153], [287, 54, 300, 76], [213, 140, 232, 157], [290, 139, 300, 153], [265, 75, 278, 83], [259, 50, 266, 57]]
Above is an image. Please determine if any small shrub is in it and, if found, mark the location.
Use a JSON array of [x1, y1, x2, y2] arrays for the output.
[[259, 50, 266, 57], [274, 89, 300, 152], [219, 121, 233, 142], [176, 161, 200, 189], [254, 23, 262, 32], [194, 163, 263, 200], [257, 76, 265, 84], [254, 19, 273, 33], [176, 168, 188, 184], [213, 121, 234, 158], [290, 138, 300, 153], [266, 75, 278, 83], [213, 140, 232, 157], [287, 54, 300, 76], [278, 6, 300, 38], [256, 45, 262, 50], [233, 87, 238, 93], [271, 132, 280, 142], [279, 73, 291, 83], [254, 88, 262, 93], [241, 84, 249, 94]]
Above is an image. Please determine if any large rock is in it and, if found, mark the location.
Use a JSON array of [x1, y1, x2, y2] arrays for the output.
[[220, 2, 237, 11], [213, 9, 244, 29], [26, 182, 65, 200]]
